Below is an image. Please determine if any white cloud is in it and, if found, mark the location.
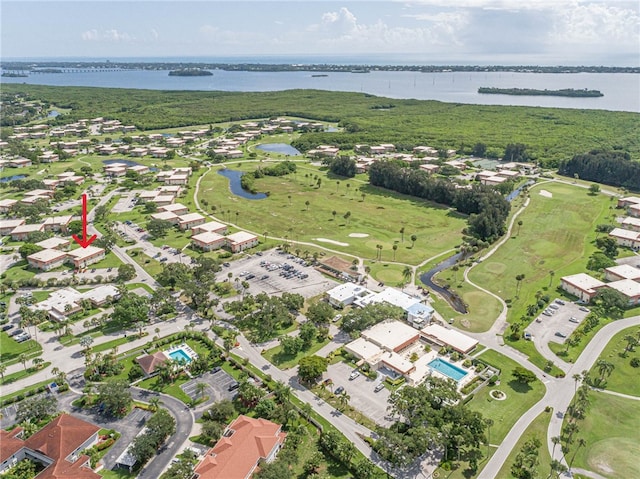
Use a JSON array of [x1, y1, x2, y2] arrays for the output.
[[308, 6, 465, 52], [551, 2, 640, 44], [81, 28, 135, 42]]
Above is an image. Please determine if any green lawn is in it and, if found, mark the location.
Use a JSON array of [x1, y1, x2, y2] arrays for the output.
[[0, 363, 50, 386], [262, 337, 331, 369], [468, 350, 546, 444], [125, 282, 154, 294], [467, 182, 611, 366], [0, 332, 43, 365], [86, 251, 124, 269], [197, 162, 467, 265], [364, 261, 407, 286], [495, 410, 553, 479], [587, 326, 640, 397], [0, 379, 53, 404], [2, 261, 37, 283], [567, 392, 640, 479], [129, 249, 163, 277], [548, 317, 615, 365]]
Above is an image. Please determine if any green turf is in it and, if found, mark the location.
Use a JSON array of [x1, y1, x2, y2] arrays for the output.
[[587, 326, 640, 397], [0, 362, 50, 386], [0, 332, 43, 364], [567, 392, 640, 479], [468, 350, 545, 444], [495, 409, 553, 479], [262, 337, 331, 369], [197, 162, 467, 266]]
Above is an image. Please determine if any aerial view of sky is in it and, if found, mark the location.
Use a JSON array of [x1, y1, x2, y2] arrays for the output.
[[2, 0, 639, 65]]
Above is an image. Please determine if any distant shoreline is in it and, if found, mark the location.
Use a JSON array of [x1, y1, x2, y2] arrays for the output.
[[168, 69, 213, 77], [2, 61, 639, 74], [478, 87, 604, 97]]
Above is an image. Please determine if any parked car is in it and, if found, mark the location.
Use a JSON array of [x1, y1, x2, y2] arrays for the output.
[[15, 333, 31, 343], [211, 366, 221, 374], [245, 274, 255, 280], [523, 332, 532, 340], [160, 257, 168, 262], [8, 328, 24, 337], [374, 383, 385, 392], [334, 386, 345, 395], [569, 317, 580, 324], [1, 324, 14, 331], [223, 262, 231, 267], [549, 304, 560, 310], [555, 299, 566, 305], [349, 371, 360, 380], [256, 252, 263, 256], [260, 275, 269, 280], [332, 314, 342, 322], [542, 311, 553, 317], [555, 331, 567, 338], [227, 381, 239, 391], [579, 306, 590, 313]]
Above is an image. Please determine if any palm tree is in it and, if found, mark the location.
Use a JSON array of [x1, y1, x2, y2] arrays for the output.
[[274, 380, 292, 402], [402, 266, 412, 284], [288, 195, 292, 205], [80, 335, 94, 354], [595, 359, 614, 384], [32, 357, 44, 370], [336, 181, 340, 192], [346, 183, 350, 196], [195, 382, 208, 398], [375, 244, 382, 260], [410, 234, 417, 248], [149, 397, 161, 411], [568, 438, 586, 472], [517, 220, 523, 235], [623, 334, 638, 355], [361, 192, 366, 202], [549, 270, 555, 288], [485, 418, 494, 456], [301, 402, 312, 420], [263, 231, 268, 242], [399, 227, 405, 242], [332, 210, 337, 221], [392, 244, 398, 261], [343, 211, 351, 224], [0, 364, 6, 383], [305, 200, 310, 211], [338, 392, 350, 411], [515, 274, 526, 297], [19, 353, 27, 371]]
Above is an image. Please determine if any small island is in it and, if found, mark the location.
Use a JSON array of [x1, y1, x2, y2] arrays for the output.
[[1, 72, 28, 77], [478, 87, 603, 97], [168, 69, 213, 77]]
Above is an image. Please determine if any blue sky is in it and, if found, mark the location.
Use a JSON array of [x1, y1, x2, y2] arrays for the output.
[[2, 1, 639, 65]]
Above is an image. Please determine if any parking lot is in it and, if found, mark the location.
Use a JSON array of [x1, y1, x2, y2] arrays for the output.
[[219, 249, 339, 298], [115, 220, 193, 265], [525, 299, 590, 348], [111, 191, 138, 213], [326, 362, 392, 426], [182, 368, 239, 403]]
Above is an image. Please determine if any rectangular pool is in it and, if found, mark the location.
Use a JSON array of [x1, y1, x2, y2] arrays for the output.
[[168, 349, 192, 364], [428, 358, 468, 382]]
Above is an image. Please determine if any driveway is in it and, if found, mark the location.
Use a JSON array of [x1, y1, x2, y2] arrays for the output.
[[326, 362, 392, 426]]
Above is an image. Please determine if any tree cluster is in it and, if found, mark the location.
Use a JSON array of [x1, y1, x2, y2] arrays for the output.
[[130, 408, 176, 465], [229, 292, 303, 342], [97, 379, 132, 417], [374, 376, 486, 472], [327, 155, 357, 178], [341, 303, 405, 337], [558, 150, 640, 189], [368, 161, 511, 242]]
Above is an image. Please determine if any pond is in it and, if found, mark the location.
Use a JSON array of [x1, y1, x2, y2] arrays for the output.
[[255, 143, 301, 156], [217, 169, 267, 200], [103, 159, 142, 167], [47, 110, 60, 117], [0, 174, 27, 183]]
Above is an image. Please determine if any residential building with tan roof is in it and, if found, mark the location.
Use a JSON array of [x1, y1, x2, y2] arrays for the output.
[[67, 246, 105, 269], [135, 351, 170, 376], [192, 232, 226, 251], [27, 249, 68, 271], [151, 211, 180, 224], [178, 212, 205, 231], [0, 199, 18, 213], [159, 203, 188, 215], [226, 231, 259, 252], [193, 416, 286, 479], [0, 218, 26, 236], [191, 221, 227, 235], [11, 223, 45, 241]]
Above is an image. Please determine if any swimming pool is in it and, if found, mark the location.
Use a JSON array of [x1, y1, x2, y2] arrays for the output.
[[428, 358, 468, 382], [168, 349, 192, 364]]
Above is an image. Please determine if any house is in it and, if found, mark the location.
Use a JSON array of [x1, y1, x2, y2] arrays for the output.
[[42, 179, 60, 190], [621, 217, 640, 232], [419, 164, 440, 174], [159, 203, 188, 216], [0, 198, 18, 213], [149, 147, 169, 158], [27, 249, 68, 271], [135, 351, 169, 376], [67, 246, 105, 269], [38, 152, 59, 163], [0, 414, 101, 479], [21, 196, 50, 205], [98, 145, 118, 155], [150, 211, 180, 224], [193, 416, 286, 479], [191, 232, 227, 252], [191, 221, 227, 235], [225, 231, 259, 252], [560, 273, 606, 302], [35, 237, 70, 250], [604, 264, 640, 282], [177, 213, 205, 231], [105, 166, 127, 177], [128, 164, 150, 175], [419, 323, 479, 354], [0, 219, 26, 236], [629, 204, 640, 219], [164, 174, 189, 186], [617, 196, 640, 208], [157, 185, 182, 196], [605, 279, 640, 305], [24, 189, 54, 199], [10, 223, 45, 241], [43, 216, 73, 233], [149, 195, 175, 207], [129, 147, 148, 157], [8, 158, 32, 168], [609, 228, 640, 249]]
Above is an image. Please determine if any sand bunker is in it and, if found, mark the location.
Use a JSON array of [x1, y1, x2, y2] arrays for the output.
[[539, 190, 553, 198], [348, 233, 369, 238], [315, 238, 349, 246]]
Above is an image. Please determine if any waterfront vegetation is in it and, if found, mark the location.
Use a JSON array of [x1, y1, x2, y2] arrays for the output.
[[3, 84, 639, 165], [478, 87, 604, 97]]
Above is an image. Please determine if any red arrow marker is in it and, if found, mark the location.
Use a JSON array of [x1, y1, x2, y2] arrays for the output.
[[72, 193, 97, 248]]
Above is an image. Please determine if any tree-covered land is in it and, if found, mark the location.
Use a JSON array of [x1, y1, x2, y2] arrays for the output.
[[558, 150, 640, 190], [478, 87, 603, 97], [3, 85, 639, 166]]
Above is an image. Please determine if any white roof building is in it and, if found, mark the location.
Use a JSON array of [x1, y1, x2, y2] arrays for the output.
[[604, 264, 640, 282], [419, 323, 479, 354], [361, 320, 420, 353]]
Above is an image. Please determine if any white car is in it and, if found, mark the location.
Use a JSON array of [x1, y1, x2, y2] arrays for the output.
[[332, 314, 342, 322], [349, 371, 360, 380]]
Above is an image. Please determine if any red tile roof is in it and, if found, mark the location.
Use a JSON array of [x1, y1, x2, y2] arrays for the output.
[[194, 415, 286, 479], [25, 414, 100, 479], [0, 427, 25, 463], [136, 351, 169, 375]]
